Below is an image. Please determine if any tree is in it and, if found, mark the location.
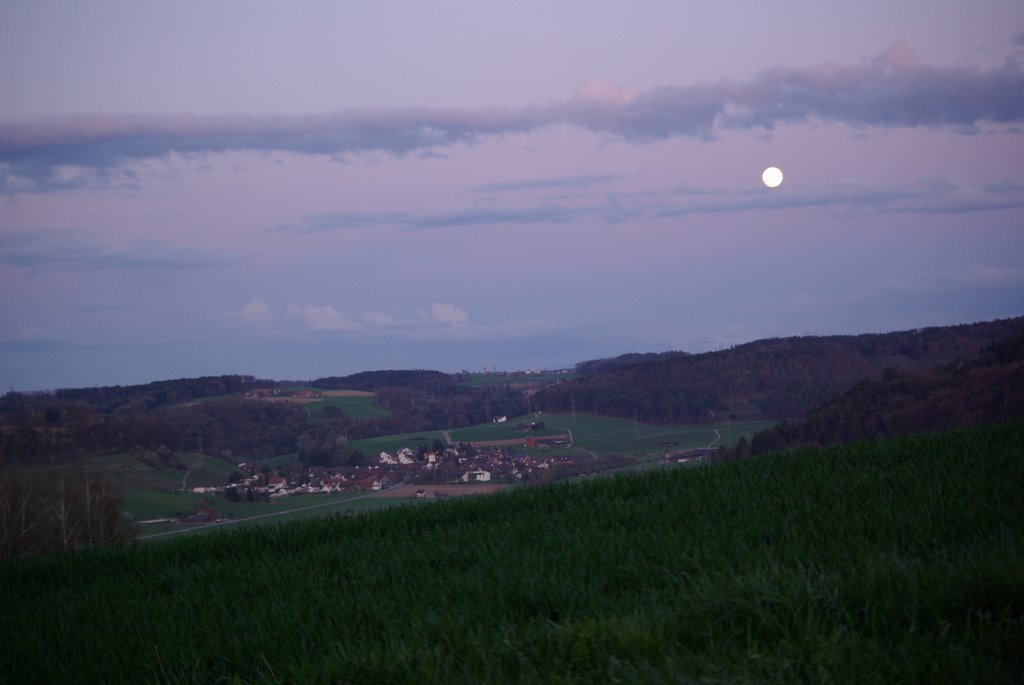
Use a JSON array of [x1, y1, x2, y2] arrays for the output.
[[0, 467, 134, 558]]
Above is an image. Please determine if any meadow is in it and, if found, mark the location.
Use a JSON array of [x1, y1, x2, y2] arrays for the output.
[[347, 429, 450, 457], [304, 391, 392, 422], [448, 412, 774, 457], [2, 420, 1021, 683]]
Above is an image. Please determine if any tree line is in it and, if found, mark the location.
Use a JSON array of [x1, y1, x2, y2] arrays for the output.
[[750, 333, 1024, 454], [0, 378, 526, 468], [533, 317, 1024, 425]]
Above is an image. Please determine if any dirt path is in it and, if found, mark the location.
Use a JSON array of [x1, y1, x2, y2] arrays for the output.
[[180, 452, 205, 491]]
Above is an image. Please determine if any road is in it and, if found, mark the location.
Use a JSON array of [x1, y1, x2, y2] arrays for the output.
[[137, 490, 385, 541]]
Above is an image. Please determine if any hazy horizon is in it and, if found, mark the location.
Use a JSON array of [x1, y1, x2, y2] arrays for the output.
[[3, 2, 1023, 391]]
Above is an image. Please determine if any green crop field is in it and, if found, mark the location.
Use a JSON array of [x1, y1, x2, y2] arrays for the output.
[[3, 420, 1021, 683]]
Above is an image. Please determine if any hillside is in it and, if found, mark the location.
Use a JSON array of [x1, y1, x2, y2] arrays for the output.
[[2, 421, 1021, 683], [533, 317, 1024, 424], [751, 333, 1024, 454], [0, 376, 525, 468]]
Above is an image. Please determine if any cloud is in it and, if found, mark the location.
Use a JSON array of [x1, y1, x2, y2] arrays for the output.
[[426, 302, 469, 323], [4, 42, 1023, 191], [271, 211, 411, 234], [471, 173, 627, 193], [234, 299, 556, 342], [286, 304, 362, 332], [650, 177, 1024, 218], [275, 176, 1023, 237], [226, 297, 275, 329], [943, 264, 1024, 287], [0, 337, 67, 354], [0, 228, 242, 271], [359, 310, 397, 326], [405, 205, 582, 231], [277, 204, 592, 234]]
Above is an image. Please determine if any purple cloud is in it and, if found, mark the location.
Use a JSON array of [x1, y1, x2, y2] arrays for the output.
[[3, 42, 1024, 192], [274, 176, 1022, 236], [0, 228, 243, 271]]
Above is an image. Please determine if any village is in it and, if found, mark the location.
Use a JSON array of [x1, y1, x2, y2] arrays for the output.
[[187, 439, 584, 505]]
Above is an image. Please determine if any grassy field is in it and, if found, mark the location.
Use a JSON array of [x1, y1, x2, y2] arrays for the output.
[[449, 412, 774, 457], [2, 420, 1021, 683], [43, 451, 238, 498], [133, 491, 405, 539], [347, 429, 449, 457], [304, 393, 392, 421]]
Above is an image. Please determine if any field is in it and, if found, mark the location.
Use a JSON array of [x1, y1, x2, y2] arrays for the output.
[[458, 371, 576, 388], [56, 414, 772, 536], [2, 420, 1021, 683], [17, 414, 771, 538], [133, 492, 404, 539], [29, 451, 395, 532], [304, 391, 392, 421], [449, 412, 774, 458], [376, 483, 515, 498], [57, 451, 237, 497]]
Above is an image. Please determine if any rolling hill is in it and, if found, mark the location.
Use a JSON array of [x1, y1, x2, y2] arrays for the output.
[[533, 317, 1024, 424], [2, 420, 1021, 682], [751, 332, 1024, 453]]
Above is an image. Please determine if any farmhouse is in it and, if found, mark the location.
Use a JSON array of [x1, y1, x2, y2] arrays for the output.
[[461, 469, 492, 483]]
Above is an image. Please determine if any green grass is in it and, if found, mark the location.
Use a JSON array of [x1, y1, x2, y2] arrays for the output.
[[347, 430, 449, 456], [2, 421, 1022, 683], [132, 491, 405, 539], [253, 452, 297, 468], [450, 412, 773, 457], [44, 452, 238, 497], [304, 394, 392, 421]]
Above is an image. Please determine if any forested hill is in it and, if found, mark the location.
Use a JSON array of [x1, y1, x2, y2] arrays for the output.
[[533, 317, 1024, 424], [750, 333, 1024, 454], [33, 375, 263, 414], [311, 369, 454, 393]]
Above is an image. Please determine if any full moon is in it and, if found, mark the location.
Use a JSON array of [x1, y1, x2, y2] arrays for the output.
[[762, 166, 784, 188]]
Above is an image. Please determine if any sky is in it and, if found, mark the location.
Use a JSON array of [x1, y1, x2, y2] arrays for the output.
[[2, 1, 1024, 391]]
